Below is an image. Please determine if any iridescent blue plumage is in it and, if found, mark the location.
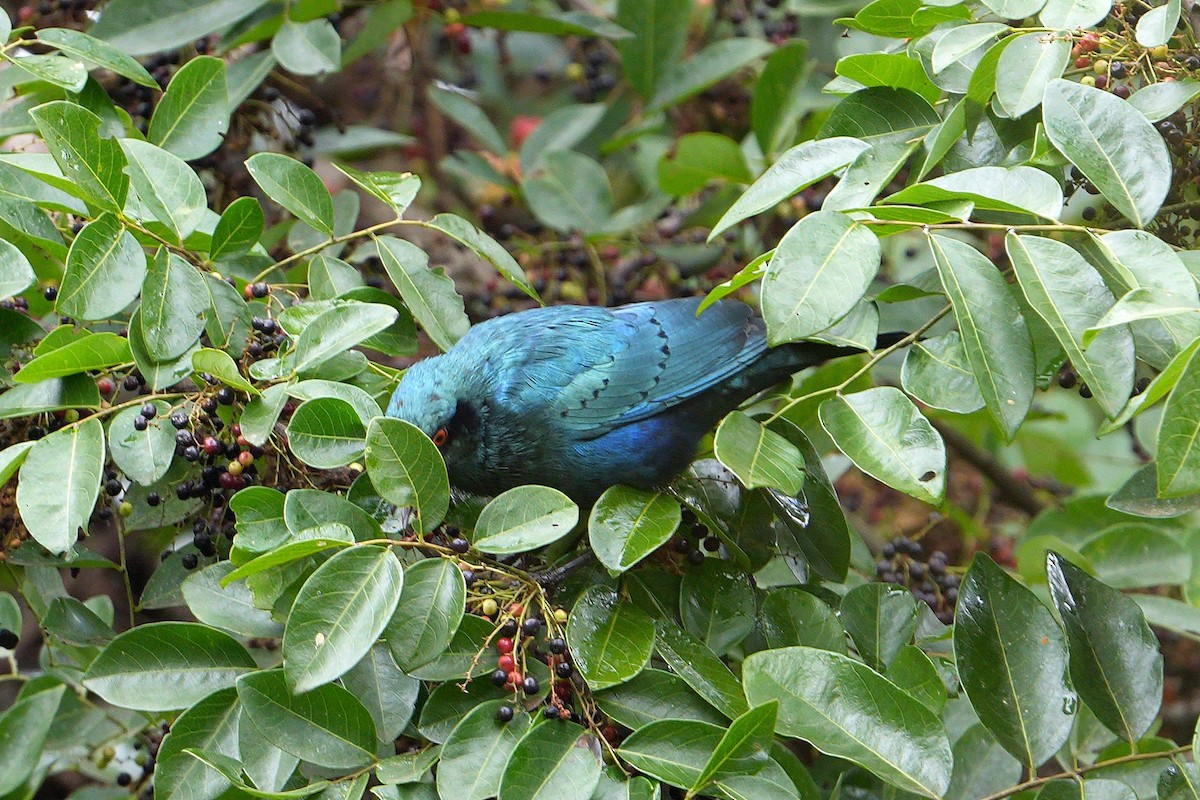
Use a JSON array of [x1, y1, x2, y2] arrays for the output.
[[387, 296, 886, 501]]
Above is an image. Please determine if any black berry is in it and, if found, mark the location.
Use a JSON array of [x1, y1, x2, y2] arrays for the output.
[[499, 619, 519, 638], [496, 704, 514, 723], [521, 618, 542, 637], [146, 491, 160, 506], [140, 403, 156, 419], [217, 387, 235, 405], [170, 412, 188, 429], [181, 553, 199, 569], [521, 676, 539, 694], [133, 416, 148, 432], [491, 669, 509, 687], [548, 637, 566, 655], [449, 537, 470, 553], [555, 661, 573, 678]]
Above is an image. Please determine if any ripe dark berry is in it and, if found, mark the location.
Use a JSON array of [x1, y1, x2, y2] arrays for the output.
[[542, 706, 559, 719], [548, 637, 566, 655], [687, 549, 705, 565], [1110, 61, 1128, 78], [176, 482, 193, 500], [170, 412, 188, 429], [140, 403, 157, 419], [499, 619, 519, 638], [146, 491, 160, 506], [449, 537, 469, 553], [703, 536, 721, 552], [181, 553, 199, 570], [0, 628, 18, 649], [116, 773, 131, 787], [133, 416, 148, 432], [521, 676, 539, 694], [203, 436, 222, 455], [183, 445, 201, 462], [496, 704, 514, 723], [250, 282, 269, 298], [521, 618, 542, 637], [555, 661, 573, 679], [200, 398, 218, 414], [124, 375, 140, 391], [43, 285, 58, 301], [105, 478, 122, 496], [491, 669, 509, 687], [217, 387, 235, 405], [1079, 383, 1093, 399], [176, 430, 194, 446]]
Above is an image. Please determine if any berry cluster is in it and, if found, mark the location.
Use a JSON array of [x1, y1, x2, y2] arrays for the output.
[[672, 507, 719, 565], [876, 536, 959, 624]]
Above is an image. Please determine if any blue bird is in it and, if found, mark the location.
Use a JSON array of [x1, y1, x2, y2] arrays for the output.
[[387, 296, 901, 502]]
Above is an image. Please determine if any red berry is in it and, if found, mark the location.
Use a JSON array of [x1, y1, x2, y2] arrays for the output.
[[219, 472, 244, 490], [506, 670, 522, 685], [97, 377, 115, 395], [497, 654, 515, 672], [231, 423, 242, 437], [203, 437, 222, 455], [237, 451, 254, 467], [496, 638, 514, 654], [1074, 56, 1090, 69], [1079, 33, 1099, 52]]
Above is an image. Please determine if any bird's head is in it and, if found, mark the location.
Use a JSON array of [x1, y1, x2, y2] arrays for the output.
[[386, 356, 484, 480]]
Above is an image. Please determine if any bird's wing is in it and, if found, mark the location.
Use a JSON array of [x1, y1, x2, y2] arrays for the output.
[[544, 297, 768, 436]]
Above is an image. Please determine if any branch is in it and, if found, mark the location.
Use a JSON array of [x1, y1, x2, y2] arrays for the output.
[[930, 418, 1046, 516], [977, 745, 1191, 800]]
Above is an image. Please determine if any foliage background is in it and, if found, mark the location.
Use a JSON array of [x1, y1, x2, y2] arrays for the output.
[[0, 1, 1199, 800]]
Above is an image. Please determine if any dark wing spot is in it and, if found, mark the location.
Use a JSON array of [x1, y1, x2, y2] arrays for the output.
[[592, 388, 601, 399], [661, 344, 671, 355], [919, 471, 937, 482], [640, 391, 650, 399]]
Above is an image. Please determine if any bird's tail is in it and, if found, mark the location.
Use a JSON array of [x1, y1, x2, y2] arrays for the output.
[[747, 331, 913, 393]]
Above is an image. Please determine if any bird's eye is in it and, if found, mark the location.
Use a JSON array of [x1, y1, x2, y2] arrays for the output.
[[432, 428, 449, 448]]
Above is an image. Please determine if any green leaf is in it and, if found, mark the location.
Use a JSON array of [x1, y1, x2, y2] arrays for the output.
[[1006, 233, 1134, 417], [654, 622, 748, 720], [84, 621, 256, 711], [377, 745, 440, 784], [1136, 0, 1183, 46], [1039, 0, 1111, 28], [149, 56, 230, 161], [594, 669, 727, 729], [203, 273, 253, 355], [1045, 552, 1161, 742], [292, 302, 399, 373], [650, 38, 773, 110], [498, 721, 603, 800], [680, 560, 755, 656], [287, 397, 367, 469], [16, 418, 104, 555], [887, 166, 1064, 219], [901, 332, 986, 414], [518, 102, 606, 174], [0, 238, 35, 299], [1042, 79, 1170, 228], [931, 23, 1008, 73], [524, 150, 613, 234], [211, 196, 265, 259], [8, 52, 87, 91], [709, 137, 869, 239], [375, 235, 469, 353], [0, 374, 101, 420], [334, 165, 421, 216], [1083, 288, 1198, 346], [272, 19, 341, 76], [36, 27, 156, 86], [694, 702, 778, 791], [713, 410, 805, 494], [567, 586, 655, 690], [154, 687, 241, 800], [182, 561, 285, 638], [994, 33, 1069, 119], [819, 387, 946, 505], [13, 332, 131, 383], [618, 719, 726, 789], [888, 646, 948, 713], [437, 700, 532, 800], [752, 41, 810, 158], [237, 668, 377, 769], [1078, 523, 1190, 588], [108, 403, 175, 486], [820, 87, 940, 140], [364, 416, 449, 533], [283, 545, 402, 693], [472, 485, 578, 554], [426, 85, 506, 154], [29, 101, 128, 212], [588, 485, 680, 573], [121, 139, 208, 242], [56, 213, 145, 321], [945, 725, 1023, 800], [954, 554, 1075, 771], [759, 588, 846, 653], [615, 0, 690, 99], [283, 489, 381, 539], [0, 443, 33, 488], [744, 646, 953, 797], [1126, 79, 1200, 122], [140, 250, 207, 361], [423, 212, 538, 301], [840, 583, 920, 672], [192, 348, 257, 395], [835, 52, 941, 104], [91, 0, 271, 54], [929, 234, 1034, 438], [1156, 349, 1200, 497], [247, 152, 335, 234], [223, 525, 354, 584], [761, 211, 879, 345], [0, 685, 65, 795], [308, 255, 364, 300], [386, 557, 465, 672]]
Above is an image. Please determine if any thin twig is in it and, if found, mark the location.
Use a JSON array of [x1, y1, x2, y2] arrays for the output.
[[977, 745, 1191, 800], [930, 418, 1046, 516]]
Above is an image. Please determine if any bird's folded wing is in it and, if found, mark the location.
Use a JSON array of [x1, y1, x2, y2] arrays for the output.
[[549, 297, 768, 437]]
